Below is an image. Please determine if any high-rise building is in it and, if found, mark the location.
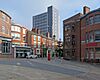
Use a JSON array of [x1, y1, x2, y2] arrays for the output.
[[33, 6, 60, 40]]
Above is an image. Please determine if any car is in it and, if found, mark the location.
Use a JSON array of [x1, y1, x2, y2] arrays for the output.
[[26, 52, 37, 59]]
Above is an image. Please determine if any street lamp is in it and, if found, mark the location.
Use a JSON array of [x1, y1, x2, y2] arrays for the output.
[[57, 38, 63, 58], [53, 35, 56, 57]]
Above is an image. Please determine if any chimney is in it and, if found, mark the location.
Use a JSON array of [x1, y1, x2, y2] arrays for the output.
[[83, 6, 90, 15]]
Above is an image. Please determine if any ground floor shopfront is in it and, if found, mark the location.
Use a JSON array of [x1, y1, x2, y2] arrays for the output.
[[84, 47, 100, 62], [81, 42, 100, 63], [32, 47, 52, 58], [0, 36, 13, 58], [12, 46, 32, 58]]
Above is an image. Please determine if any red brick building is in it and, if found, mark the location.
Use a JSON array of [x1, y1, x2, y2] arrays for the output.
[[26, 28, 53, 57], [81, 7, 100, 62], [0, 10, 12, 58], [11, 24, 28, 46], [63, 13, 82, 60]]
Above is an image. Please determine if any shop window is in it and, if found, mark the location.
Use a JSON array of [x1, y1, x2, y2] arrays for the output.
[[89, 48, 94, 59], [2, 41, 10, 54], [94, 15, 100, 24], [95, 48, 100, 54], [85, 49, 89, 59]]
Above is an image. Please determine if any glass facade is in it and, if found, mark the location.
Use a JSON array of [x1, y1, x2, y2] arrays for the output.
[[33, 6, 60, 40]]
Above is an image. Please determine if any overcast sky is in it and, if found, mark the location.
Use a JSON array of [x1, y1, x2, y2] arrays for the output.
[[0, 0, 100, 40]]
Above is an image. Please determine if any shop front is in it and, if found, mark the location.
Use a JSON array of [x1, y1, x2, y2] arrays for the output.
[[0, 36, 12, 58]]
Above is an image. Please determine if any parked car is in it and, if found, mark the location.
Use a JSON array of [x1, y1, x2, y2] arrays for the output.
[[26, 52, 37, 59]]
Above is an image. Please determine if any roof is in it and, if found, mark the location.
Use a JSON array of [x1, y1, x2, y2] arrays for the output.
[[63, 13, 82, 23], [0, 10, 11, 19]]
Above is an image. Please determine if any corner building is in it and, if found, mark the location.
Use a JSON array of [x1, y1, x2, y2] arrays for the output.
[[81, 8, 100, 62], [0, 10, 12, 58]]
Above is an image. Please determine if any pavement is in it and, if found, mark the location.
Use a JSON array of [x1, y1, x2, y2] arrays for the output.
[[0, 58, 100, 80]]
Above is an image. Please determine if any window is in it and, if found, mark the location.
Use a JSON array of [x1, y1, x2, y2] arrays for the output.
[[89, 48, 94, 59], [72, 25, 75, 31], [95, 48, 100, 59], [72, 40, 75, 45], [23, 35, 26, 42], [2, 41, 11, 54], [95, 30, 100, 42], [86, 18, 89, 25], [11, 26, 15, 31], [23, 29, 26, 34], [94, 15, 100, 24], [34, 43, 36, 48], [65, 36, 70, 42], [89, 31, 94, 42], [34, 35, 36, 41], [72, 49, 75, 56], [11, 33, 20, 40], [85, 49, 89, 59], [2, 26, 5, 33], [72, 35, 75, 39], [89, 17, 94, 25], [95, 48, 100, 54], [2, 14, 6, 21], [38, 36, 40, 41], [86, 32, 89, 43], [65, 25, 70, 31]]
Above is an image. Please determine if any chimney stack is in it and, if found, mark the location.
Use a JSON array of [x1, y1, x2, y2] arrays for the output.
[[83, 6, 90, 15], [32, 28, 40, 34]]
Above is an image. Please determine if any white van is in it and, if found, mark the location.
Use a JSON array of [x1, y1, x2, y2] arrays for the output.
[[26, 52, 37, 59]]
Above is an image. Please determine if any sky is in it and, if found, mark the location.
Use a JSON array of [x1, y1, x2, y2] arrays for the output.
[[0, 0, 100, 41]]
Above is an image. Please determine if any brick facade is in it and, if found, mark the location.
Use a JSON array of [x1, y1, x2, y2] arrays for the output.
[[63, 13, 82, 60], [81, 8, 100, 62], [0, 10, 12, 58]]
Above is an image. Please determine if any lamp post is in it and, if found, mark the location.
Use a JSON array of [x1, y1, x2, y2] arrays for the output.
[[57, 38, 62, 58], [42, 44, 44, 59], [53, 35, 56, 58]]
